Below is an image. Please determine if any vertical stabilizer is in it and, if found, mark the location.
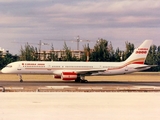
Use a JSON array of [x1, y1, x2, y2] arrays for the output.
[[124, 40, 152, 64]]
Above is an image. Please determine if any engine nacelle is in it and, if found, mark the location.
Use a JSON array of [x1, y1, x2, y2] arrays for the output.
[[61, 72, 77, 80], [54, 75, 61, 79]]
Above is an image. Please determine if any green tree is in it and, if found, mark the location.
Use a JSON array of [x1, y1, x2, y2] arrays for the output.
[[19, 43, 38, 61], [90, 39, 109, 61], [124, 41, 135, 60], [157, 46, 160, 71], [108, 41, 115, 61], [62, 42, 73, 61], [145, 45, 159, 71], [146, 45, 157, 64], [114, 48, 121, 62], [157, 45, 160, 62], [48, 44, 58, 61], [0, 52, 18, 69], [81, 43, 90, 61]]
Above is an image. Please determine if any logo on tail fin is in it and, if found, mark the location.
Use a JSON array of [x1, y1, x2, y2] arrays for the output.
[[136, 48, 148, 54]]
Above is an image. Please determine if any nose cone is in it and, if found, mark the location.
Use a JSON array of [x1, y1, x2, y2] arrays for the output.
[[1, 68, 7, 73], [1, 67, 13, 74]]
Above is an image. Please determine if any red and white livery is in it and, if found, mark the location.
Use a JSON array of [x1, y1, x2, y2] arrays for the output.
[[1, 40, 153, 82]]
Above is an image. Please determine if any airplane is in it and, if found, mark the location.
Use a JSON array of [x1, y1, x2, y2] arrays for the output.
[[1, 40, 153, 83]]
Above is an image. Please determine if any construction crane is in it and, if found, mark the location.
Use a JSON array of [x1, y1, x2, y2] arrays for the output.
[[76, 36, 90, 50], [45, 36, 91, 50]]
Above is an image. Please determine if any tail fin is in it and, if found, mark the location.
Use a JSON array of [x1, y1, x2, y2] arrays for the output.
[[124, 40, 153, 64]]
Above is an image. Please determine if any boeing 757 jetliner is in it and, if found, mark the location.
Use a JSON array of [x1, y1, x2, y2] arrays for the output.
[[1, 40, 152, 82]]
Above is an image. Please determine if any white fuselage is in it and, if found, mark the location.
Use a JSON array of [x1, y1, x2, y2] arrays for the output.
[[1, 40, 153, 81], [1, 61, 149, 76]]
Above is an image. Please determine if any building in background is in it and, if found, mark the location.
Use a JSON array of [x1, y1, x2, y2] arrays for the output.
[[39, 50, 86, 60]]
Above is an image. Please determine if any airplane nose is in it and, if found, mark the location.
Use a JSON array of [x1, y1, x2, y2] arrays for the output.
[[1, 68, 6, 73]]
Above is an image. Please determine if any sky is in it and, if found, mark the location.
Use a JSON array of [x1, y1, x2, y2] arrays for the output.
[[0, 0, 160, 54]]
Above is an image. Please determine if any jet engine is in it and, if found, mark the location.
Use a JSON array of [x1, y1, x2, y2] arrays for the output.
[[61, 72, 77, 80]]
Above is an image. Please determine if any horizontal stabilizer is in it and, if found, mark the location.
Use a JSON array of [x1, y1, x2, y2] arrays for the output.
[[134, 65, 157, 70]]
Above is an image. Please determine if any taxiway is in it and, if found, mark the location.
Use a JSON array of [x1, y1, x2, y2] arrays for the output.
[[0, 81, 160, 92]]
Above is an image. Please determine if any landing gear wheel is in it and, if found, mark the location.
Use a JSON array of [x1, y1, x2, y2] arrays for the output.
[[85, 80, 88, 83], [20, 79, 23, 82], [75, 76, 81, 83], [75, 75, 88, 83], [18, 74, 23, 83], [80, 80, 88, 83], [75, 79, 81, 83], [80, 75, 88, 83]]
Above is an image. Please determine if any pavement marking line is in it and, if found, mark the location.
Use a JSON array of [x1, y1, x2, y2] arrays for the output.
[[134, 86, 160, 90], [91, 87, 103, 90], [46, 86, 70, 88], [4, 87, 24, 90], [78, 87, 92, 90]]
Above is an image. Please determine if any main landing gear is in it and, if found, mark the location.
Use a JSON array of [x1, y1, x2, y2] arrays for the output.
[[18, 74, 23, 82], [75, 75, 88, 83]]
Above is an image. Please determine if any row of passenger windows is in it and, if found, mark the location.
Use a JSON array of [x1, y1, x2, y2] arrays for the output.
[[23, 66, 45, 67], [52, 66, 60, 68], [23, 65, 116, 68], [23, 66, 94, 68], [65, 66, 93, 68], [103, 66, 115, 68]]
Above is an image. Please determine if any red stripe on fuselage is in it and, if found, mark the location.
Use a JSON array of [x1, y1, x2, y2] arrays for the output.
[[132, 61, 144, 64]]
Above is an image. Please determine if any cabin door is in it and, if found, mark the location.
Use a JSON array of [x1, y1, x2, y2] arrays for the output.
[[17, 64, 22, 71], [47, 64, 51, 71]]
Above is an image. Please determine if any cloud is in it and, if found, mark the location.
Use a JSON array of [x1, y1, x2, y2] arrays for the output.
[[0, 0, 160, 54], [1, 0, 160, 29], [37, 0, 160, 29]]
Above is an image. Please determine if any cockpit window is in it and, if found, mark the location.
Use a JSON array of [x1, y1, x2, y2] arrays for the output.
[[6, 65, 12, 68]]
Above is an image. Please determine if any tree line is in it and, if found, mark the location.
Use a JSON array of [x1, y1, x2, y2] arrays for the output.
[[0, 39, 160, 71]]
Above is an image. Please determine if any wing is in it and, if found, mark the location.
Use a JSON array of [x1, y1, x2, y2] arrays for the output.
[[74, 68, 107, 75], [53, 68, 107, 75]]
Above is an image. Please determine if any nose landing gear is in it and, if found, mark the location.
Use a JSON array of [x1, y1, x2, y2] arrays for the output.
[[18, 74, 23, 82]]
